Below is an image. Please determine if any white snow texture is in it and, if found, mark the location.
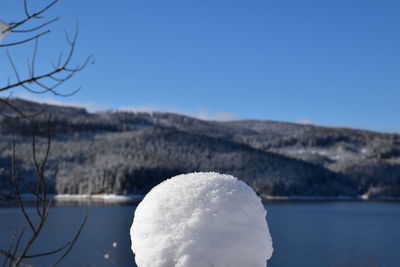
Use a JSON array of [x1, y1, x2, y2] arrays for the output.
[[130, 172, 273, 267], [0, 21, 9, 42]]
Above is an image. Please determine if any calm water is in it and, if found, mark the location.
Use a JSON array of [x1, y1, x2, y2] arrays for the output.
[[0, 201, 399, 267]]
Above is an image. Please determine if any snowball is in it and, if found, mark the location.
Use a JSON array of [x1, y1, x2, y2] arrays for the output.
[[130, 172, 273, 267], [0, 21, 9, 42]]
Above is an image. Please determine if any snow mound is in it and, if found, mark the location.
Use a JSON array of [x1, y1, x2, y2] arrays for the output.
[[130, 172, 273, 267]]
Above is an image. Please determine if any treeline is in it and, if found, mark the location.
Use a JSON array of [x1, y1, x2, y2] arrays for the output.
[[3, 126, 355, 197], [0, 98, 399, 199]]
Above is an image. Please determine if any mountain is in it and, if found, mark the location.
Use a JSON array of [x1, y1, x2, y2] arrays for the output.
[[0, 98, 399, 200]]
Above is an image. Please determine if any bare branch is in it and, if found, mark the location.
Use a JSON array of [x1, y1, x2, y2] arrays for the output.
[[12, 123, 54, 266], [12, 141, 35, 233], [0, 98, 27, 118], [0, 30, 49, 48], [0, 250, 32, 267], [11, 229, 26, 265], [25, 213, 88, 261], [2, 230, 16, 267], [12, 18, 59, 34], [1, 26, 92, 112], [4, 0, 59, 33], [1, 2, 90, 266], [49, 213, 88, 267], [1, 2, 92, 120]]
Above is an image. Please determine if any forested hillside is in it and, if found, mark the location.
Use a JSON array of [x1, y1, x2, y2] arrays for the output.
[[1, 98, 399, 199]]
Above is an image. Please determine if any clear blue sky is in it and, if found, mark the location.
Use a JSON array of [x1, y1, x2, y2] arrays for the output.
[[1, 0, 400, 132]]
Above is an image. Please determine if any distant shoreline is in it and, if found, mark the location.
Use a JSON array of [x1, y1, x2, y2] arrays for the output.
[[0, 194, 145, 203], [1, 193, 398, 203], [262, 194, 400, 201], [54, 194, 145, 202]]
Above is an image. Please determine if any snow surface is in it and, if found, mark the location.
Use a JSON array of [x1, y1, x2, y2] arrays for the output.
[[0, 21, 9, 42], [130, 172, 273, 267]]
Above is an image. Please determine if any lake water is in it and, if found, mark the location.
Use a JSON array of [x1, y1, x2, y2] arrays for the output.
[[0, 201, 399, 267]]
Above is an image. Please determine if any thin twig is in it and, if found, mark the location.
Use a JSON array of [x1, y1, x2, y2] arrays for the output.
[[0, 31, 49, 47], [11, 141, 35, 233]]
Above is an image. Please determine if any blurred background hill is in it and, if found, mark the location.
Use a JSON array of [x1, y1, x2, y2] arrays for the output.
[[1, 98, 399, 200]]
